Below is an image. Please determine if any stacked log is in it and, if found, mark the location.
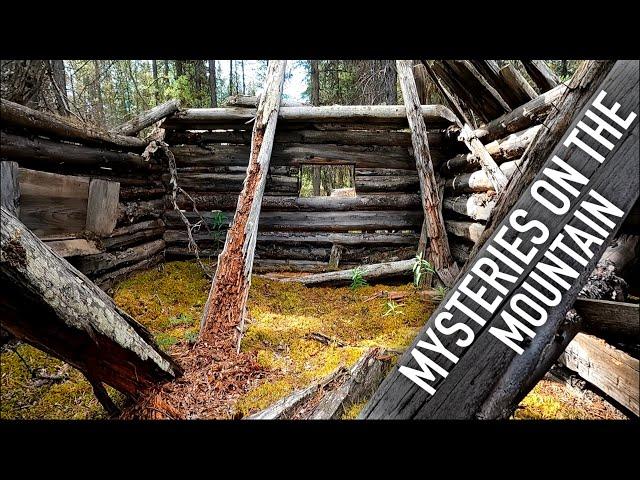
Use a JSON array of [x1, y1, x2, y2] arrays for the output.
[[0, 101, 170, 289]]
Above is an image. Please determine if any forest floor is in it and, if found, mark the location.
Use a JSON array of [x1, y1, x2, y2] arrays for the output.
[[0, 260, 629, 420]]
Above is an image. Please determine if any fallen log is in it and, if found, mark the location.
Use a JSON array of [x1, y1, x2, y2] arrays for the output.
[[0, 206, 180, 396], [1, 98, 146, 150], [1, 132, 151, 171], [445, 160, 521, 194], [522, 60, 560, 93], [443, 193, 496, 221], [440, 125, 541, 175], [199, 61, 286, 342], [113, 99, 180, 137], [470, 60, 535, 108], [277, 258, 415, 286], [162, 104, 457, 130], [398, 60, 458, 286]]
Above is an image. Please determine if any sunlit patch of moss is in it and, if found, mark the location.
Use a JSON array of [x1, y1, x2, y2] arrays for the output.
[[515, 381, 587, 420], [235, 378, 295, 416], [341, 400, 367, 420]]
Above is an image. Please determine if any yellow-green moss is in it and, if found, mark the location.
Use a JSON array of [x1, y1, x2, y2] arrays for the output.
[[515, 381, 588, 420], [341, 401, 367, 420]]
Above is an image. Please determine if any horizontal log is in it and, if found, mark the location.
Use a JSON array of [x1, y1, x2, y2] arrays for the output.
[[449, 240, 473, 264], [173, 193, 422, 212], [164, 210, 423, 232], [119, 186, 166, 201], [164, 172, 298, 193], [171, 143, 424, 170], [440, 125, 541, 175], [255, 231, 420, 246], [445, 160, 521, 194], [113, 99, 180, 136], [95, 253, 165, 291], [225, 94, 305, 107], [575, 298, 639, 344], [1, 132, 152, 170], [443, 193, 496, 221], [102, 219, 165, 250], [117, 199, 164, 225], [1, 98, 147, 150], [176, 165, 297, 175], [72, 239, 166, 276], [165, 128, 451, 149], [277, 259, 415, 286], [559, 333, 639, 417], [355, 175, 419, 193], [445, 220, 485, 243], [163, 104, 457, 129], [470, 83, 567, 143]]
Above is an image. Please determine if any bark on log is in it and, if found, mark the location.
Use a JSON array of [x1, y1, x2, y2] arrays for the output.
[[0, 206, 180, 395], [1, 132, 151, 171], [278, 259, 415, 286], [1, 98, 146, 149], [440, 125, 540, 175], [200, 61, 287, 340], [397, 60, 458, 286], [113, 99, 180, 136], [522, 60, 560, 93], [162, 104, 457, 130]]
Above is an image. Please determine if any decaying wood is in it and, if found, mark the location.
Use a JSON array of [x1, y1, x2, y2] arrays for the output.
[[559, 334, 638, 416], [522, 60, 560, 93], [0, 206, 180, 395], [1, 132, 151, 170], [1, 161, 20, 217], [85, 179, 120, 236], [118, 198, 164, 225], [328, 244, 344, 269], [94, 253, 164, 291], [113, 99, 180, 136], [225, 94, 304, 107], [200, 61, 287, 341], [397, 60, 458, 287], [1, 98, 147, 149], [102, 219, 165, 250]]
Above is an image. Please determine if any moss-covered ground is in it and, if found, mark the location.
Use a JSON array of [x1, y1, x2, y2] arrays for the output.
[[0, 260, 626, 420]]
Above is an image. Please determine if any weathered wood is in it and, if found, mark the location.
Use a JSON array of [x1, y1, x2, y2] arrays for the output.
[[85, 179, 120, 236], [0, 206, 180, 395], [449, 60, 512, 118], [559, 334, 638, 416], [18, 168, 89, 237], [162, 104, 457, 130], [1, 161, 20, 217], [225, 94, 304, 107], [117, 198, 164, 225], [164, 210, 423, 232], [440, 126, 540, 175], [328, 244, 344, 269], [276, 259, 414, 286], [499, 64, 538, 104], [118, 186, 166, 201], [1, 132, 151, 171], [102, 219, 165, 250], [254, 231, 419, 246], [599, 233, 639, 277], [522, 60, 560, 93], [200, 61, 287, 340], [470, 83, 567, 143], [574, 298, 639, 344], [449, 240, 473, 264], [443, 193, 496, 221], [113, 99, 180, 136], [360, 60, 635, 420], [94, 253, 164, 291], [397, 60, 458, 287], [445, 220, 485, 243], [45, 238, 102, 257], [445, 160, 521, 194], [1, 98, 147, 149], [165, 172, 298, 193], [73, 239, 165, 276], [355, 175, 420, 193]]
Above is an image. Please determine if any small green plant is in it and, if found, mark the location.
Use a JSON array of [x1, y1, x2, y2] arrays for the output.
[[413, 252, 436, 288], [168, 313, 194, 327], [210, 211, 227, 248], [184, 329, 199, 344], [434, 285, 448, 300], [383, 300, 404, 317], [350, 266, 368, 290]]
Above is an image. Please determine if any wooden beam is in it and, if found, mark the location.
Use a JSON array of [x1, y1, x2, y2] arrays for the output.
[[113, 99, 180, 136], [199, 60, 287, 341], [397, 59, 458, 287], [575, 298, 639, 344], [0, 206, 180, 395]]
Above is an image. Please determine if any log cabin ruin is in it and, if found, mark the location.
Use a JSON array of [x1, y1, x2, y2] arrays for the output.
[[1, 60, 638, 420]]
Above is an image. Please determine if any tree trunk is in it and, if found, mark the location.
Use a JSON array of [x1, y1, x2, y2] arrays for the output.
[[229, 60, 233, 97], [208, 60, 217, 107], [312, 166, 321, 195], [397, 60, 458, 286], [152, 60, 159, 104], [199, 60, 287, 341], [92, 60, 105, 125], [310, 60, 320, 106], [0, 206, 181, 396], [49, 60, 69, 115]]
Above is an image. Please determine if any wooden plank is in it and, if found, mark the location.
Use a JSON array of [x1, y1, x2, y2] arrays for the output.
[[1, 161, 20, 216], [575, 298, 639, 343], [18, 168, 89, 237], [559, 333, 639, 416], [360, 60, 638, 419], [86, 179, 120, 236], [45, 238, 102, 257]]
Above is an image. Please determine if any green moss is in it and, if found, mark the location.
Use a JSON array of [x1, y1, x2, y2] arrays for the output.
[[341, 401, 367, 420], [514, 382, 588, 420]]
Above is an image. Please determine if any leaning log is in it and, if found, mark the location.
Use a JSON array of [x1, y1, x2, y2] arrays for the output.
[[278, 259, 415, 286], [499, 63, 538, 104], [397, 59, 458, 286], [200, 61, 287, 340], [1, 132, 151, 171], [0, 206, 180, 395], [1, 98, 146, 150], [113, 99, 180, 137], [522, 60, 560, 93]]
